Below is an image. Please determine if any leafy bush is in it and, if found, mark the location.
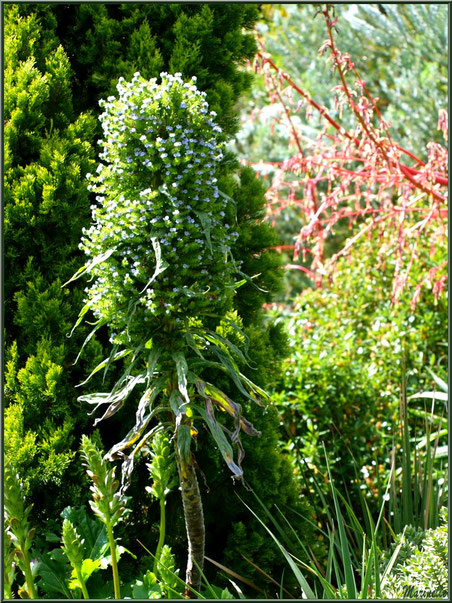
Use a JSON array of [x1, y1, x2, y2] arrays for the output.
[[271, 231, 447, 515], [4, 5, 102, 521], [381, 508, 448, 599]]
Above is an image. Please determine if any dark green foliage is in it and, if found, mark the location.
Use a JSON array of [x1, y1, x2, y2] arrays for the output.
[[41, 3, 259, 136], [229, 167, 284, 324], [4, 5, 104, 526]]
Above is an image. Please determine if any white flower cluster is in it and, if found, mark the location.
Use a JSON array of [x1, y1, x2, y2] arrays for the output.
[[81, 73, 239, 345]]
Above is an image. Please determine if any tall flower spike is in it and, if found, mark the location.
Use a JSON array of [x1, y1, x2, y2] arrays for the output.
[[71, 74, 268, 595], [76, 72, 236, 346]]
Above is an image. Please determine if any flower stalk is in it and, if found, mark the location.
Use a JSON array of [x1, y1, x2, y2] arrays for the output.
[[4, 463, 37, 599], [72, 72, 267, 598], [80, 436, 129, 599], [61, 519, 90, 599]]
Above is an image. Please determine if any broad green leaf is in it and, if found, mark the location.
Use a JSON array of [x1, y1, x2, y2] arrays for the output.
[[80, 557, 102, 582], [68, 558, 102, 591], [61, 507, 108, 562], [35, 548, 72, 599]]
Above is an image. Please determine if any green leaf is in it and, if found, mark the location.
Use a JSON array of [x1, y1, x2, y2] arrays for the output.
[[324, 449, 357, 599], [195, 379, 261, 438], [73, 318, 108, 365], [194, 211, 213, 253], [35, 548, 72, 599], [62, 247, 117, 287], [170, 390, 185, 417], [194, 402, 243, 478], [139, 237, 168, 294], [99, 544, 137, 570], [408, 391, 448, 402], [177, 424, 191, 462], [78, 373, 146, 426], [238, 495, 316, 599], [426, 368, 448, 393], [77, 348, 131, 387], [67, 302, 91, 338], [202, 330, 247, 364], [146, 347, 161, 383], [172, 351, 190, 405], [80, 557, 101, 582], [61, 507, 108, 562], [130, 570, 163, 599]]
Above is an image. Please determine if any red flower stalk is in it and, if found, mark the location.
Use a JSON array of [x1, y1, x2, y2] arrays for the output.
[[250, 6, 447, 307]]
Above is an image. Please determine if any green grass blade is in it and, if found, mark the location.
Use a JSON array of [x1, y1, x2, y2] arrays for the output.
[[237, 495, 317, 599], [324, 447, 357, 598], [380, 525, 407, 589]]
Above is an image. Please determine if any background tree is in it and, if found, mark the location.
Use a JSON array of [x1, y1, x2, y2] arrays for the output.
[[4, 5, 103, 522]]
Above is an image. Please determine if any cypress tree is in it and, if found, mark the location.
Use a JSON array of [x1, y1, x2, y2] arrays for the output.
[[4, 5, 103, 521]]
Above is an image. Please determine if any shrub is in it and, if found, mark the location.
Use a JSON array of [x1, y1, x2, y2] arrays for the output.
[[4, 5, 103, 522], [381, 508, 448, 599], [271, 231, 447, 516]]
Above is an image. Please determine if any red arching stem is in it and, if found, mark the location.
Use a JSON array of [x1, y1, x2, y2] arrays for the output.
[[256, 53, 448, 197], [267, 71, 305, 158]]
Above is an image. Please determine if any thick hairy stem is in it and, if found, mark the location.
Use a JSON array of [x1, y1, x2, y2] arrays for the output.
[[175, 448, 205, 598]]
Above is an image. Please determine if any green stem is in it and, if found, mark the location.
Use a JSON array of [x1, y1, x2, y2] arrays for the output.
[[153, 497, 166, 575], [107, 524, 121, 599], [74, 566, 90, 599], [21, 550, 37, 599]]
